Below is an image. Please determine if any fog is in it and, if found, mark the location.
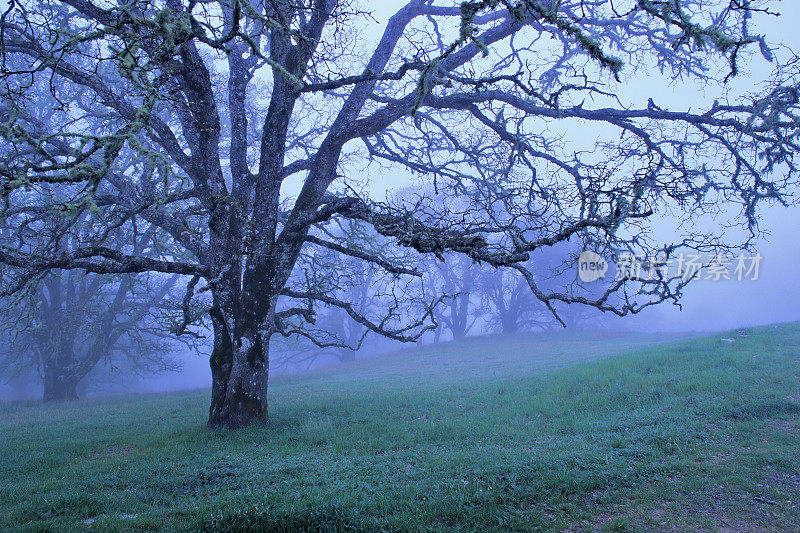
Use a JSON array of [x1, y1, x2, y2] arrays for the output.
[[2, 1, 800, 403], [0, 1, 800, 401], [4, 202, 798, 402]]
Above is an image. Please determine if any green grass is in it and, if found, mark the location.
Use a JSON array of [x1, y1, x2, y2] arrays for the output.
[[2, 325, 800, 531]]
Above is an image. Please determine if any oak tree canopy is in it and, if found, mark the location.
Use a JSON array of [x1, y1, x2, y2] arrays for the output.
[[1, 0, 798, 427]]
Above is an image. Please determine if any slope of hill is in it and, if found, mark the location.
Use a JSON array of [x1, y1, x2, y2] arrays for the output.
[[1, 325, 799, 531]]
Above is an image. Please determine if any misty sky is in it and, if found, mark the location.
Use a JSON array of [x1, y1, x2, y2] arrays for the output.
[[608, 0, 800, 332], [355, 0, 800, 333]]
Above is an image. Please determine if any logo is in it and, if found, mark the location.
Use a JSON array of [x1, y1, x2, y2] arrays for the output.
[[577, 251, 608, 283]]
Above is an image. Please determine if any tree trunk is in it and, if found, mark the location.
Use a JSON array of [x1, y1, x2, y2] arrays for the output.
[[449, 299, 468, 340], [42, 370, 79, 402], [501, 315, 519, 335], [207, 309, 270, 429]]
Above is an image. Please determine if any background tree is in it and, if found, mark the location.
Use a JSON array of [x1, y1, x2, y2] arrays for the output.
[[0, 210, 185, 401], [425, 254, 482, 341], [0, 270, 182, 401], [1, 0, 799, 428], [479, 242, 623, 333], [271, 217, 415, 367], [479, 267, 546, 334]]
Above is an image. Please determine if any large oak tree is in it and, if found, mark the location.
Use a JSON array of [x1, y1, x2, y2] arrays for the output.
[[1, 0, 798, 428]]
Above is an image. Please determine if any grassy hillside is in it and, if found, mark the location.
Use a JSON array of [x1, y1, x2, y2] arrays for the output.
[[1, 326, 800, 531]]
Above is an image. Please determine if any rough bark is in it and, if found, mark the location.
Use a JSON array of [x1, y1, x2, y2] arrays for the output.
[[207, 308, 270, 429]]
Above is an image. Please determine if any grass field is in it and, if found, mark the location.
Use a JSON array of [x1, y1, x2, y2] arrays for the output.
[[2, 325, 800, 531]]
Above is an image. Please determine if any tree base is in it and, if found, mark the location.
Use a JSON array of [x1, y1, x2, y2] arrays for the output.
[[207, 392, 269, 430], [42, 380, 79, 402]]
